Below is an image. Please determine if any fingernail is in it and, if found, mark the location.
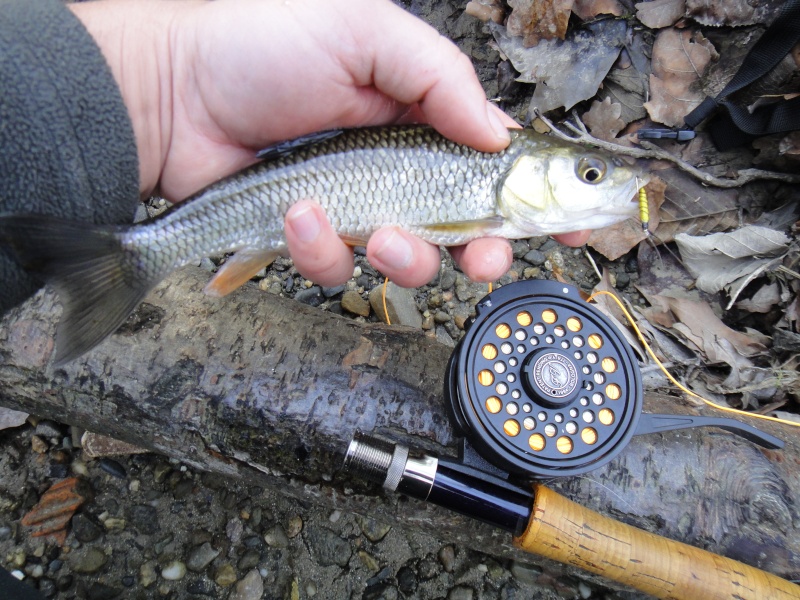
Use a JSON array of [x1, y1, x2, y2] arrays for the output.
[[286, 203, 321, 243], [487, 103, 511, 143], [374, 229, 413, 271]]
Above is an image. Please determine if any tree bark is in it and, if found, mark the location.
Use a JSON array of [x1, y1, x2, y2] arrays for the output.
[[1, 267, 798, 589]]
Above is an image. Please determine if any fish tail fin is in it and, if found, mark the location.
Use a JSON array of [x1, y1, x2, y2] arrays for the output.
[[0, 214, 160, 365]]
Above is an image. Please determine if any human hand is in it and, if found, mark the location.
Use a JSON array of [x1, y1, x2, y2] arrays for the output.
[[71, 0, 588, 288]]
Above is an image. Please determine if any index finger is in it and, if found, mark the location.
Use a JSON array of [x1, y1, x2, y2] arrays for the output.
[[342, 0, 515, 151]]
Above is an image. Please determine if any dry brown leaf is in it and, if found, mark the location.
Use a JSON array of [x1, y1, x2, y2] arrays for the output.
[[507, 0, 574, 47], [572, 0, 624, 19], [735, 282, 781, 313], [587, 176, 666, 260], [649, 168, 739, 242], [663, 296, 768, 359], [643, 29, 718, 127], [583, 97, 625, 142], [635, 0, 686, 29]]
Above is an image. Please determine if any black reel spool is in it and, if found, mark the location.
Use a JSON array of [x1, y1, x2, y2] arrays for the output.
[[446, 280, 783, 478]]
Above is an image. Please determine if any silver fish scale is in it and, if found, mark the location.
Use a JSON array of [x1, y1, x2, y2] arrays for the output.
[[124, 127, 522, 278]]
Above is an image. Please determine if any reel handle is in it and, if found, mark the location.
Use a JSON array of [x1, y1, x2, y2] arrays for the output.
[[636, 413, 784, 449], [515, 484, 800, 600]]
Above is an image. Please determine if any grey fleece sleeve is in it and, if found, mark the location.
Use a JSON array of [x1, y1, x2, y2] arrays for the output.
[[0, 0, 140, 313]]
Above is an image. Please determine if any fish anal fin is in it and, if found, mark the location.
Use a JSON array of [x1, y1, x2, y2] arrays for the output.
[[418, 216, 505, 236], [204, 248, 279, 297]]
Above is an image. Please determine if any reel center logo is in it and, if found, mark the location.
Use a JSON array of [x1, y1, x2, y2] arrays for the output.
[[532, 353, 578, 398]]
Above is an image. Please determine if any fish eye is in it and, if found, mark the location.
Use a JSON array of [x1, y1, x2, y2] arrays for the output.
[[577, 156, 607, 185]]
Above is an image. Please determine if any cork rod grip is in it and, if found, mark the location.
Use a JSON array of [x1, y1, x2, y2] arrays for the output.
[[514, 484, 800, 600]]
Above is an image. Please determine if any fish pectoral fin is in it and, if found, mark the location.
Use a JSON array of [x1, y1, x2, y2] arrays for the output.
[[417, 216, 506, 236], [339, 234, 370, 247], [204, 248, 280, 297]]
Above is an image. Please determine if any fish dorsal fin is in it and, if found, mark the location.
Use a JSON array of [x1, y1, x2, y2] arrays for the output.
[[204, 248, 280, 297], [417, 216, 505, 236], [256, 129, 344, 162]]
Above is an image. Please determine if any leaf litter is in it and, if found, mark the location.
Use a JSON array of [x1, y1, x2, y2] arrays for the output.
[[467, 0, 800, 420]]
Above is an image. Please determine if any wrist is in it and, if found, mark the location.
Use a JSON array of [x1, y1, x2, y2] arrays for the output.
[[69, 1, 189, 197]]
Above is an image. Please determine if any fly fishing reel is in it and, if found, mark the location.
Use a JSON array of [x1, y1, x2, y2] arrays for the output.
[[446, 280, 783, 478]]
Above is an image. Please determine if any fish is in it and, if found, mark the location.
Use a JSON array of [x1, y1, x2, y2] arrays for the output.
[[0, 126, 647, 364]]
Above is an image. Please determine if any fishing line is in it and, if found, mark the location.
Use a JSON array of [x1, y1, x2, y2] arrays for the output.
[[587, 288, 800, 431]]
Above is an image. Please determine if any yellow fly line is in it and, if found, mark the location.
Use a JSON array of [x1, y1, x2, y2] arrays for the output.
[[587, 288, 800, 431]]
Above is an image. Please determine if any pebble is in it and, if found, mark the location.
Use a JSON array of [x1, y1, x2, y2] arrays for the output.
[[68, 547, 107, 574], [160, 560, 187, 580], [99, 458, 127, 479], [186, 542, 220, 572], [264, 524, 290, 548], [448, 586, 474, 600], [510, 561, 542, 585], [438, 545, 455, 573], [368, 283, 422, 327], [354, 514, 391, 543], [31, 435, 48, 454], [295, 286, 324, 306], [578, 581, 592, 598], [341, 290, 371, 317], [523, 249, 546, 265], [396, 565, 418, 595], [440, 270, 457, 290], [286, 515, 303, 538], [305, 525, 352, 567], [237, 549, 260, 571], [126, 504, 158, 535], [139, 561, 158, 587], [358, 550, 381, 572], [226, 517, 244, 543], [214, 563, 238, 587], [86, 581, 121, 600], [229, 569, 264, 600]]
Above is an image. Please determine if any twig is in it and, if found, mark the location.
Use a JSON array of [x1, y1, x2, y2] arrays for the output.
[[583, 247, 602, 280], [535, 111, 800, 188]]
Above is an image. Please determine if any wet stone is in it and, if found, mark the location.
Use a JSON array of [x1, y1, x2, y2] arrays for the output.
[[72, 514, 103, 543], [187, 542, 220, 572], [121, 575, 135, 587], [126, 504, 159, 535], [98, 458, 127, 479], [305, 525, 351, 567], [56, 574, 73, 592]]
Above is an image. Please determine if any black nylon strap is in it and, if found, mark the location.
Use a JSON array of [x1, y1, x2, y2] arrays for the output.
[[683, 0, 800, 149]]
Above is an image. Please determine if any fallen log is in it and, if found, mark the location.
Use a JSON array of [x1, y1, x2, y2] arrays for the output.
[[0, 267, 798, 591]]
